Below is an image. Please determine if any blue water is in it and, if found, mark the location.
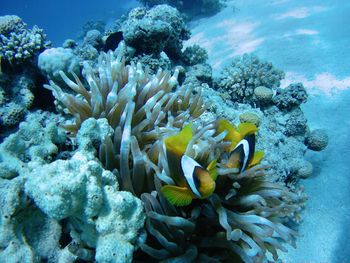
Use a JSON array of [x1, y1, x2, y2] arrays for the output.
[[0, 0, 138, 45]]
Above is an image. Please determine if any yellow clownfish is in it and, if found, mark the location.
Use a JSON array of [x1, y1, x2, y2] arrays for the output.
[[216, 119, 264, 172], [161, 124, 217, 206]]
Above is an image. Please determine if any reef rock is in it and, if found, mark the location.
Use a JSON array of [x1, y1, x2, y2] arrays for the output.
[[121, 5, 190, 59]]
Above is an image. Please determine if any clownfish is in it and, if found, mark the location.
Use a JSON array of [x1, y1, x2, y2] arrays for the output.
[[161, 124, 217, 206], [227, 133, 256, 173], [216, 119, 264, 172]]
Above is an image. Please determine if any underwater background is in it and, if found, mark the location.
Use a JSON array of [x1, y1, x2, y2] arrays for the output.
[[0, 0, 349, 262]]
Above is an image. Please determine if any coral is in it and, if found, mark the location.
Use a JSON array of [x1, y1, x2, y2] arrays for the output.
[[254, 86, 273, 105], [305, 129, 328, 151], [239, 112, 261, 127], [0, 176, 62, 262], [184, 63, 213, 86], [76, 117, 114, 153], [217, 54, 284, 105], [284, 109, 308, 137], [285, 158, 314, 182], [121, 5, 190, 59], [0, 74, 36, 130], [75, 43, 100, 61], [0, 111, 66, 179], [25, 150, 145, 263], [130, 52, 172, 74], [182, 44, 208, 66], [83, 29, 103, 48], [0, 15, 51, 65], [0, 115, 144, 263], [0, 102, 26, 127], [295, 159, 313, 179], [62, 38, 77, 49], [273, 82, 308, 111], [0, 15, 25, 35], [38, 47, 81, 83]]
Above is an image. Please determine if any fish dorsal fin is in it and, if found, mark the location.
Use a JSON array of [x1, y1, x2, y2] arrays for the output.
[[216, 119, 242, 151], [164, 124, 193, 185], [161, 185, 194, 206], [165, 124, 193, 156], [237, 123, 257, 138]]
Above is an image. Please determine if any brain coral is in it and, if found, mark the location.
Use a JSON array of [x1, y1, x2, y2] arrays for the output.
[[44, 41, 305, 262], [254, 86, 273, 105], [306, 129, 328, 151], [0, 74, 36, 130]]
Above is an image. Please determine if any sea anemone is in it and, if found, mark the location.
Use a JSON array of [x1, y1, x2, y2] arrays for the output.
[[45, 42, 305, 262]]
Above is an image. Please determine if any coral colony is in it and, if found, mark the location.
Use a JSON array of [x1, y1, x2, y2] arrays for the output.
[[0, 3, 328, 263]]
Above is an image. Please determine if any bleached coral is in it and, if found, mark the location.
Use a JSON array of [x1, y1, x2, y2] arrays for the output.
[[38, 47, 81, 83], [0, 111, 66, 179], [25, 151, 145, 263]]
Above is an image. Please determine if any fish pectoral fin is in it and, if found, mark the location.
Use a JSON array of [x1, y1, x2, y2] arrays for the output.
[[249, 151, 264, 167], [227, 146, 243, 170], [207, 159, 218, 181], [161, 185, 194, 206]]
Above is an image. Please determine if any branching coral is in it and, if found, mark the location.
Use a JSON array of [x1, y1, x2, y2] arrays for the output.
[[44, 42, 305, 262], [217, 54, 285, 105], [0, 15, 50, 65]]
